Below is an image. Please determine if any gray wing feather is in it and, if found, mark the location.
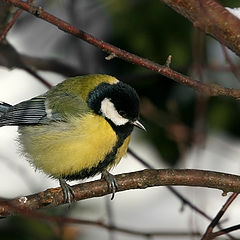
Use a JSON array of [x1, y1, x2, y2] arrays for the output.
[[0, 97, 50, 126], [0, 102, 12, 117], [0, 92, 89, 127]]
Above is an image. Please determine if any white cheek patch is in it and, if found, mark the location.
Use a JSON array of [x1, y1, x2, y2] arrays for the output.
[[44, 100, 53, 119], [100, 98, 129, 126]]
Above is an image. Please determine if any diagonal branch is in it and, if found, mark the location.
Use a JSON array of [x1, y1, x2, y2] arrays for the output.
[[0, 0, 32, 41], [201, 193, 239, 239], [210, 224, 240, 239], [161, 0, 240, 57], [128, 149, 215, 222], [221, 45, 240, 82], [4, 0, 240, 99], [0, 6, 21, 42], [1, 169, 240, 217]]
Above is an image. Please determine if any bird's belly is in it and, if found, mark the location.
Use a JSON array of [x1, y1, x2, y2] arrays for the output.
[[18, 114, 120, 179]]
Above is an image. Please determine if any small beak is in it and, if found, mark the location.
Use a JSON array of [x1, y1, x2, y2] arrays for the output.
[[133, 120, 146, 131]]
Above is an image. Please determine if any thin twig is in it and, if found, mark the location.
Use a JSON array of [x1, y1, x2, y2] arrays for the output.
[[201, 193, 239, 240], [128, 149, 237, 240], [211, 224, 240, 239], [221, 45, 240, 82], [0, 8, 22, 42], [24, 66, 52, 88], [4, 0, 240, 99], [161, 0, 240, 57], [0, 0, 34, 42], [128, 149, 213, 221]]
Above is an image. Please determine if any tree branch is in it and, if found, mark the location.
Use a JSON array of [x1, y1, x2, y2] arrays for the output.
[[161, 0, 240, 57], [0, 40, 52, 88], [0, 1, 16, 32], [0, 0, 34, 42], [1, 169, 240, 217], [211, 224, 240, 239], [201, 193, 239, 240], [4, 0, 240, 99], [221, 45, 240, 82]]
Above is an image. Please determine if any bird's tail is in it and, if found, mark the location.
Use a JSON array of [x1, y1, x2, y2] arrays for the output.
[[0, 102, 11, 118]]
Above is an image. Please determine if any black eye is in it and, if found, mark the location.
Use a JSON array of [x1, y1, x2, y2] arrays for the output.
[[119, 110, 127, 118]]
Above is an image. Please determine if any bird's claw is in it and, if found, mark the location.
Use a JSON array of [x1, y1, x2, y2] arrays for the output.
[[59, 179, 75, 204], [101, 170, 118, 200]]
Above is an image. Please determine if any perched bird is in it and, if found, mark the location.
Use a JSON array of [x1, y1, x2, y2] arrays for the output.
[[0, 74, 145, 202]]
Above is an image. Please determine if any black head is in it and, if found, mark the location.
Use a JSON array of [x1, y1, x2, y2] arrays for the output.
[[87, 81, 141, 128]]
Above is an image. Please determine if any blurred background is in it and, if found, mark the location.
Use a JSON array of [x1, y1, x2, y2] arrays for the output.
[[1, 0, 240, 239]]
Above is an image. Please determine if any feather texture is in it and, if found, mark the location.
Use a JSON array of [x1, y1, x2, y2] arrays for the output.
[[0, 102, 12, 117], [0, 97, 48, 126]]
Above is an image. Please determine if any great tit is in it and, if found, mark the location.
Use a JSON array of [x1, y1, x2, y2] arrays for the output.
[[0, 74, 145, 202]]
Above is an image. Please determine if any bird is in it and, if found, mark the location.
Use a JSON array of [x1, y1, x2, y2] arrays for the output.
[[0, 74, 145, 202]]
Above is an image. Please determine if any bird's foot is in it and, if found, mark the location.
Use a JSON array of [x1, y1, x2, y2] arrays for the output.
[[59, 179, 75, 204], [101, 170, 118, 200]]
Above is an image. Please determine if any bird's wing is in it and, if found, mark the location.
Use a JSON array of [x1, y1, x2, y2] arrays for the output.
[[0, 93, 89, 126], [0, 97, 47, 126]]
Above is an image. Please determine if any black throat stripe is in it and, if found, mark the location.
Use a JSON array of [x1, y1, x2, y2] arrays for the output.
[[60, 122, 133, 181]]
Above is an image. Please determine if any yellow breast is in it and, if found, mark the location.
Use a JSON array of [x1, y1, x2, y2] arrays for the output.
[[19, 114, 123, 178]]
